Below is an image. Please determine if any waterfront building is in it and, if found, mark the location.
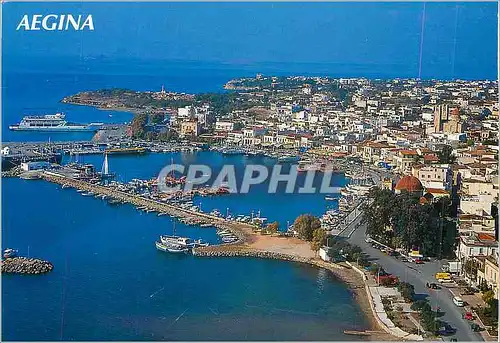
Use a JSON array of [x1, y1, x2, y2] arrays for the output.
[[21, 161, 51, 171], [180, 120, 200, 137], [215, 120, 235, 132]]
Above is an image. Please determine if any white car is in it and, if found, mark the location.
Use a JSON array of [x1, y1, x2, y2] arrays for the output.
[[452, 296, 464, 307]]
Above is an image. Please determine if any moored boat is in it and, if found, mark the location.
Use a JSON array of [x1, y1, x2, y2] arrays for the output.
[[3, 248, 18, 258], [155, 241, 190, 254]]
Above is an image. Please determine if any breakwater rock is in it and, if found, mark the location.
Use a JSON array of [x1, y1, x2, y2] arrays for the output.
[[193, 247, 312, 264], [1, 257, 54, 274]]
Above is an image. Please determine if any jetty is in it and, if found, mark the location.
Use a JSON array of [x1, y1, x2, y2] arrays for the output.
[[42, 170, 255, 241], [1, 257, 53, 274]]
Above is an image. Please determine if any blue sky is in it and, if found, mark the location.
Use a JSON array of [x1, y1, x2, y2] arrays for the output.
[[2, 2, 498, 79]]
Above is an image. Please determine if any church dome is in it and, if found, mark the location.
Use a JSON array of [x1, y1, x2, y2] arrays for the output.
[[395, 175, 423, 193]]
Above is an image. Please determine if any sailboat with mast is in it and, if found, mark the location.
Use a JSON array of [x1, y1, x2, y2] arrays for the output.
[[156, 221, 191, 253], [100, 152, 115, 180]]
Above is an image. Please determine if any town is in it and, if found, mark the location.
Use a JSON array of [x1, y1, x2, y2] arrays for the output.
[[5, 75, 499, 340]]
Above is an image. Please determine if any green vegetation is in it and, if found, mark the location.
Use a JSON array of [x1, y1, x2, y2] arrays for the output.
[[265, 221, 279, 235], [437, 145, 456, 164], [326, 239, 367, 264], [396, 282, 415, 302], [129, 112, 179, 142], [130, 113, 148, 139], [363, 188, 457, 257], [475, 293, 498, 329], [194, 93, 253, 115], [293, 214, 321, 241], [410, 298, 440, 333], [310, 228, 327, 253]]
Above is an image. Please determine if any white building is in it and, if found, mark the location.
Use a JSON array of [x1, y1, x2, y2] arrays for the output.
[[215, 120, 235, 132]]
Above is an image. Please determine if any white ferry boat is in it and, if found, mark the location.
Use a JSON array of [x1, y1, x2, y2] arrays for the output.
[[9, 113, 104, 132]]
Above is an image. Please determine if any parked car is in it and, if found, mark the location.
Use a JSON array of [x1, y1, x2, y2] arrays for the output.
[[463, 312, 474, 321], [470, 323, 482, 332], [426, 283, 441, 290], [437, 324, 456, 336], [415, 258, 424, 264], [452, 296, 464, 307]]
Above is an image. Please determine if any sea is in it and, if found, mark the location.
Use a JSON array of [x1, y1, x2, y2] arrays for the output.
[[2, 65, 370, 341]]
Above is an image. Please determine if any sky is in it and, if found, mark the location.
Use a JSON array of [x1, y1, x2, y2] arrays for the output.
[[2, 2, 498, 80]]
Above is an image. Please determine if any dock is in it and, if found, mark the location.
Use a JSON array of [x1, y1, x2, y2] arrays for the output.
[[42, 171, 254, 241]]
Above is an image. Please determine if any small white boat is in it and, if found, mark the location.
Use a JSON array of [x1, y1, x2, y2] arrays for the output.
[[3, 248, 18, 258], [155, 241, 189, 254]]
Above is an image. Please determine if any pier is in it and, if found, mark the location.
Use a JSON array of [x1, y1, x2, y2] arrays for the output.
[[42, 171, 256, 241]]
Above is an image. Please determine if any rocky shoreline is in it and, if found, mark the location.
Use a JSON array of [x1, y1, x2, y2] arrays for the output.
[[1, 257, 54, 274]]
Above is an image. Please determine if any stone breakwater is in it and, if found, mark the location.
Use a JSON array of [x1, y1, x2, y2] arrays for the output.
[[1, 257, 54, 274], [193, 247, 312, 263]]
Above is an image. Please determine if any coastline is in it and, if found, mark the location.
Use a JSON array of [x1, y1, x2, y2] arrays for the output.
[[61, 99, 140, 114], [193, 245, 397, 341]]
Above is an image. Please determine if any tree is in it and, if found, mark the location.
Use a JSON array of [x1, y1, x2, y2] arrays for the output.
[[463, 259, 478, 280], [150, 113, 165, 124], [483, 290, 495, 305], [158, 129, 179, 142], [233, 122, 244, 131], [266, 221, 279, 235], [397, 282, 415, 302], [145, 131, 157, 141], [294, 214, 321, 241], [363, 188, 396, 243], [130, 113, 148, 139], [311, 228, 327, 252], [437, 145, 456, 164]]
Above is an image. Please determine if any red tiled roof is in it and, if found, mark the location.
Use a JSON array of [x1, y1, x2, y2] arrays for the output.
[[425, 188, 449, 195], [399, 150, 418, 156], [395, 175, 423, 191], [424, 154, 439, 161], [478, 233, 496, 241]]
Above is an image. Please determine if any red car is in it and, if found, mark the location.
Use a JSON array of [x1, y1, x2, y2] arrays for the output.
[[463, 312, 474, 321], [414, 258, 424, 264]]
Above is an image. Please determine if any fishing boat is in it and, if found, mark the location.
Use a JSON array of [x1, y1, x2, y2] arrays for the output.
[[297, 160, 323, 172], [325, 195, 338, 201], [160, 235, 194, 248], [193, 239, 210, 247], [3, 248, 18, 258], [277, 155, 300, 163], [155, 241, 190, 254], [221, 148, 245, 155]]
